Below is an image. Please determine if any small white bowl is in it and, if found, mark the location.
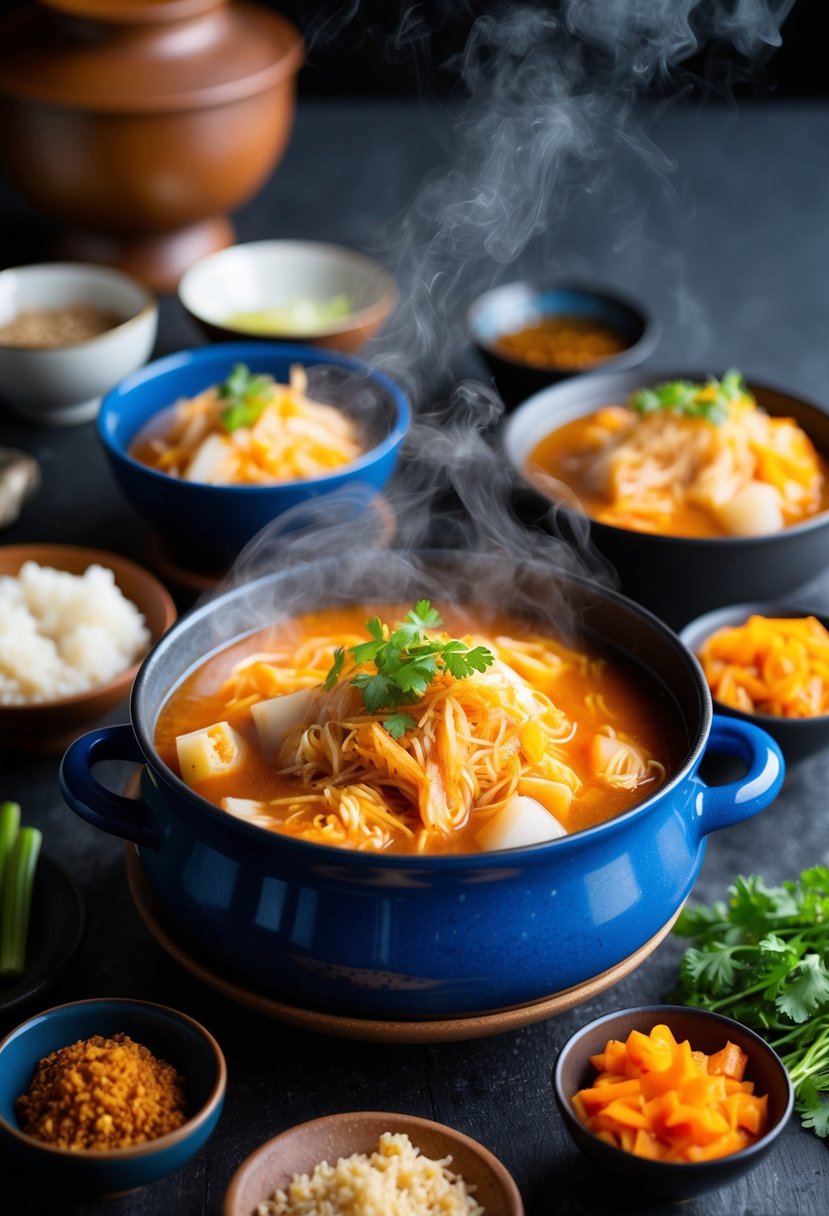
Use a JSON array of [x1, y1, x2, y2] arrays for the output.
[[0, 263, 158, 426], [178, 240, 396, 353]]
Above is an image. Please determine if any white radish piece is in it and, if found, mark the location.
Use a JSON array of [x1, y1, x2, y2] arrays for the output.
[[475, 794, 567, 852], [221, 797, 267, 817], [716, 482, 784, 536], [176, 721, 247, 783], [184, 433, 231, 483], [251, 687, 317, 759]]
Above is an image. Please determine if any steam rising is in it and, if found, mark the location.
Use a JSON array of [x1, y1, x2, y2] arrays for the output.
[[214, 0, 794, 629]]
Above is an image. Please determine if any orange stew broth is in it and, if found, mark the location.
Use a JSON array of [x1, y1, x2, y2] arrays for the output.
[[527, 409, 829, 539], [155, 604, 683, 854]]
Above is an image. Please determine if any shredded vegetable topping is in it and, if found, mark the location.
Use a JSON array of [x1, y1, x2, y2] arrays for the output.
[[529, 371, 826, 538], [697, 613, 829, 718], [131, 363, 362, 485], [208, 605, 666, 853]]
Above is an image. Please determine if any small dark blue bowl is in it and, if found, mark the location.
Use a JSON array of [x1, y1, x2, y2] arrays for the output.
[[0, 998, 226, 1196], [680, 601, 829, 766], [469, 280, 658, 408], [97, 341, 411, 567], [553, 1004, 794, 1203]]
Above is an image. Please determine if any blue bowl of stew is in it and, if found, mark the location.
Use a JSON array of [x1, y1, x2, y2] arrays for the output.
[[97, 342, 410, 568], [59, 552, 784, 1019], [0, 998, 225, 1196]]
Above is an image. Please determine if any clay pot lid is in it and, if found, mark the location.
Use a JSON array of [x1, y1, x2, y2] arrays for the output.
[[0, 1, 304, 113]]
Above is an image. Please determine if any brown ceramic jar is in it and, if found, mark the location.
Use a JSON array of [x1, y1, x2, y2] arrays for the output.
[[0, 0, 303, 292]]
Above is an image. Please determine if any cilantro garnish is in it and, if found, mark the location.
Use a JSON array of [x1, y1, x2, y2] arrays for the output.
[[630, 368, 748, 427], [217, 363, 272, 432], [673, 865, 829, 1137], [323, 601, 495, 737]]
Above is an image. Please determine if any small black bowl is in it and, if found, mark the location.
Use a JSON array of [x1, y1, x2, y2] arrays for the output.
[[469, 280, 658, 408], [553, 1004, 794, 1204], [680, 602, 829, 766]]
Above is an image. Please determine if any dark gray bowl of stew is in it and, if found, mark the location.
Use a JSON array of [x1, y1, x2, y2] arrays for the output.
[[503, 369, 829, 628]]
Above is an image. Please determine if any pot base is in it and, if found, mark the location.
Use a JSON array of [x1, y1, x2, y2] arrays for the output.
[[126, 845, 683, 1044], [57, 216, 235, 295]]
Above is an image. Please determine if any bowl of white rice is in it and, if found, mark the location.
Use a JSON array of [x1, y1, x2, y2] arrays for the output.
[[0, 544, 176, 750], [223, 1111, 524, 1216]]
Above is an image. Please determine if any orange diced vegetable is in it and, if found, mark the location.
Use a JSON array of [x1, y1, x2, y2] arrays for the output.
[[632, 1129, 662, 1160], [571, 1025, 769, 1164], [724, 1077, 755, 1095], [625, 1029, 673, 1074], [697, 614, 829, 718], [684, 1131, 751, 1162], [578, 1079, 642, 1112], [708, 1041, 748, 1080]]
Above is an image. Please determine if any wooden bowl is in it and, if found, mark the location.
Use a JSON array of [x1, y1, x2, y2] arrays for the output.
[[0, 543, 176, 750], [0, 2, 303, 293], [224, 1111, 524, 1216]]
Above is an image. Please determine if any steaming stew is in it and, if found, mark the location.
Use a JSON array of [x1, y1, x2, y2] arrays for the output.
[[527, 373, 829, 538], [130, 362, 362, 486], [492, 315, 628, 369], [156, 602, 680, 855]]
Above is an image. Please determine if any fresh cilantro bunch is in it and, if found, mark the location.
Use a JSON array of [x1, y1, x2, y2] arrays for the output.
[[630, 368, 748, 427], [217, 363, 272, 432], [324, 600, 494, 739], [673, 866, 829, 1136]]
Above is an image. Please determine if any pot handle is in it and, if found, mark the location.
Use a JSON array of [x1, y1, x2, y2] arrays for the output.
[[59, 724, 165, 852], [694, 714, 785, 837]]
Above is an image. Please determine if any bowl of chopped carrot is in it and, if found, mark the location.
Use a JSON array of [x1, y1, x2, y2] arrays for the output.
[[680, 602, 829, 765], [97, 342, 410, 570], [553, 1005, 793, 1202]]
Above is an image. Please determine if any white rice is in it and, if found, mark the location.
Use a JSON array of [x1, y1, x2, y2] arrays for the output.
[[256, 1131, 485, 1216], [0, 561, 152, 705]]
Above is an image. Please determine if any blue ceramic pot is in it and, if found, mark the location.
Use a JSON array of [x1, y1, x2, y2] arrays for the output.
[[0, 999, 225, 1196], [60, 555, 784, 1018], [97, 342, 410, 566]]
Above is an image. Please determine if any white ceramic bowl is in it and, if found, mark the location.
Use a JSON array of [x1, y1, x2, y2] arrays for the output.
[[178, 240, 397, 353], [0, 263, 157, 425]]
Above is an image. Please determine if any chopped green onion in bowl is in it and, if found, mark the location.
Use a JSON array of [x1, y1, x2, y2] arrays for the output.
[[226, 294, 353, 337]]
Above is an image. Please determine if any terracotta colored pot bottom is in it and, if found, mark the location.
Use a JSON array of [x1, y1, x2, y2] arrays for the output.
[[57, 216, 235, 294]]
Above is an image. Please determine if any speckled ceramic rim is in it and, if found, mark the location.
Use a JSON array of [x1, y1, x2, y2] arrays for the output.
[[679, 601, 829, 728], [126, 846, 683, 1042], [0, 544, 176, 713], [178, 240, 398, 338], [0, 262, 156, 352], [98, 342, 411, 492], [467, 278, 658, 374], [222, 1111, 525, 1216], [553, 1004, 795, 1171], [0, 997, 227, 1161]]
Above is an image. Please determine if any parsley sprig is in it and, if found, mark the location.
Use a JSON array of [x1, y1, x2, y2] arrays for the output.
[[630, 369, 749, 427], [217, 363, 272, 432], [323, 600, 495, 739], [673, 866, 829, 1136]]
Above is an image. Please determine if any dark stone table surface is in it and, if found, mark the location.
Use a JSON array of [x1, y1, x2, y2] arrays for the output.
[[1, 98, 829, 1216]]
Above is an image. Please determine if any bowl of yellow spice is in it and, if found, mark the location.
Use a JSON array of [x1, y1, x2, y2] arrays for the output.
[[0, 997, 226, 1196]]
